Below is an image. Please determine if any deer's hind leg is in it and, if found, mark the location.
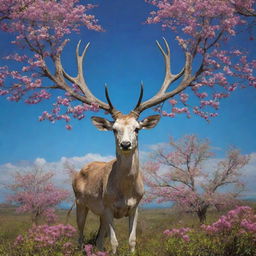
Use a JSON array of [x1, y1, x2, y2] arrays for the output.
[[76, 199, 89, 248]]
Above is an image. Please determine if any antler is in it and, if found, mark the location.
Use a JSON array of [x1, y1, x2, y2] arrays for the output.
[[132, 38, 195, 115], [51, 40, 120, 118]]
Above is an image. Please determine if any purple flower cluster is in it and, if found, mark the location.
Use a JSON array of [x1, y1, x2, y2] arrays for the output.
[[201, 206, 256, 235], [240, 219, 256, 233], [163, 227, 191, 242], [15, 224, 76, 248]]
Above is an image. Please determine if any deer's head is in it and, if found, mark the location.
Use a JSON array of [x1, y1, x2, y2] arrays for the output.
[[91, 85, 160, 153]]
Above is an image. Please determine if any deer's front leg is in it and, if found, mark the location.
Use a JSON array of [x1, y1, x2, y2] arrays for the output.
[[128, 207, 138, 253], [104, 209, 118, 254], [96, 216, 108, 251]]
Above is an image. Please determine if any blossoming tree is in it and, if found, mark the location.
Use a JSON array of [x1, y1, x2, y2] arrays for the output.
[[0, 0, 255, 127], [6, 167, 70, 225], [145, 0, 256, 120], [143, 135, 250, 223], [0, 0, 102, 130]]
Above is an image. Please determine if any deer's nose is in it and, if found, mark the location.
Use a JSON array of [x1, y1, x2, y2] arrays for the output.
[[120, 141, 131, 150]]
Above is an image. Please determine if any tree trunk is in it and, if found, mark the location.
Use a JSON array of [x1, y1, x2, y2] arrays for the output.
[[32, 211, 40, 225], [197, 206, 208, 224]]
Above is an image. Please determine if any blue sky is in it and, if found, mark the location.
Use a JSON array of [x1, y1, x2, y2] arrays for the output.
[[0, 0, 255, 200]]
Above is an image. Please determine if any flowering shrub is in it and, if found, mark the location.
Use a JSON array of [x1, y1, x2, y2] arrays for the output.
[[164, 206, 256, 256], [163, 227, 191, 242], [11, 224, 109, 256], [13, 224, 77, 256], [202, 206, 256, 235]]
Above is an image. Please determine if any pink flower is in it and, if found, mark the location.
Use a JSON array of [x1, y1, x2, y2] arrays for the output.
[[182, 235, 190, 242]]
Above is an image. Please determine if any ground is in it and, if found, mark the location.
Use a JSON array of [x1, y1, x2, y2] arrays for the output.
[[0, 203, 255, 256]]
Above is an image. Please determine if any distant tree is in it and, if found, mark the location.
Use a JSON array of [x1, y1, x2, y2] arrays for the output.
[[6, 167, 70, 225], [143, 135, 250, 223]]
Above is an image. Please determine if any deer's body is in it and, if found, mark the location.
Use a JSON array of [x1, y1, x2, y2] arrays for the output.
[[72, 113, 159, 253], [73, 152, 144, 219]]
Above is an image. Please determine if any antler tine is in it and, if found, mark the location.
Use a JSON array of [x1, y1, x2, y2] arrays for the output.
[[133, 38, 192, 114], [76, 40, 90, 76], [104, 84, 114, 110], [61, 40, 91, 94], [76, 40, 82, 56], [60, 41, 117, 113], [131, 82, 144, 117], [156, 37, 170, 57], [131, 82, 144, 118], [160, 37, 185, 82], [156, 37, 179, 95], [104, 84, 121, 119], [134, 82, 144, 109]]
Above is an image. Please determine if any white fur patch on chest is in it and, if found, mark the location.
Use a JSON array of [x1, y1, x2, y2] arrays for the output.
[[113, 197, 138, 218], [127, 197, 137, 207]]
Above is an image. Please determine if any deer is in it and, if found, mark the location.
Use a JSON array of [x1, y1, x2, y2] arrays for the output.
[[47, 38, 195, 254]]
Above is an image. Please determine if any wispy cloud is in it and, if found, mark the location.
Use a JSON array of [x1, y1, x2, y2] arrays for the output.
[[0, 148, 255, 203], [0, 153, 115, 202]]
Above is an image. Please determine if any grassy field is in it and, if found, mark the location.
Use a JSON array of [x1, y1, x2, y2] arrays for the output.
[[0, 204, 255, 256]]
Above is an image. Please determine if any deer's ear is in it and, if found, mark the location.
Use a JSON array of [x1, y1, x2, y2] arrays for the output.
[[139, 115, 160, 130], [91, 116, 114, 131]]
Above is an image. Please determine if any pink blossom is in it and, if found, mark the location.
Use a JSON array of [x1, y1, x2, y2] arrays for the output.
[[6, 168, 70, 225], [169, 99, 177, 105], [84, 244, 109, 256], [14, 234, 24, 246], [65, 124, 72, 130], [163, 227, 191, 242]]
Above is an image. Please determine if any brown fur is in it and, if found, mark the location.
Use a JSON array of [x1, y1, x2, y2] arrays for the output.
[[72, 114, 159, 253], [73, 158, 144, 218]]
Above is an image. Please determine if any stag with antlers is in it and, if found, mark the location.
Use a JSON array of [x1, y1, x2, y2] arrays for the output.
[[47, 38, 195, 253]]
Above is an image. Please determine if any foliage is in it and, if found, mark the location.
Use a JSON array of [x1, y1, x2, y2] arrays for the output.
[[144, 134, 250, 222], [146, 0, 256, 120], [164, 206, 256, 256], [6, 167, 70, 225]]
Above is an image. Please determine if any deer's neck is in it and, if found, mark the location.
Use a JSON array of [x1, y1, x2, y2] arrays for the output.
[[115, 147, 139, 178]]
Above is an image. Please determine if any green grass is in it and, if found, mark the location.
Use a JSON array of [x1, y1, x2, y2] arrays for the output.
[[0, 204, 255, 256]]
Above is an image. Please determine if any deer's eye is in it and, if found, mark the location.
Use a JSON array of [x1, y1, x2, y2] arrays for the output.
[[135, 128, 139, 133], [113, 128, 117, 133]]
